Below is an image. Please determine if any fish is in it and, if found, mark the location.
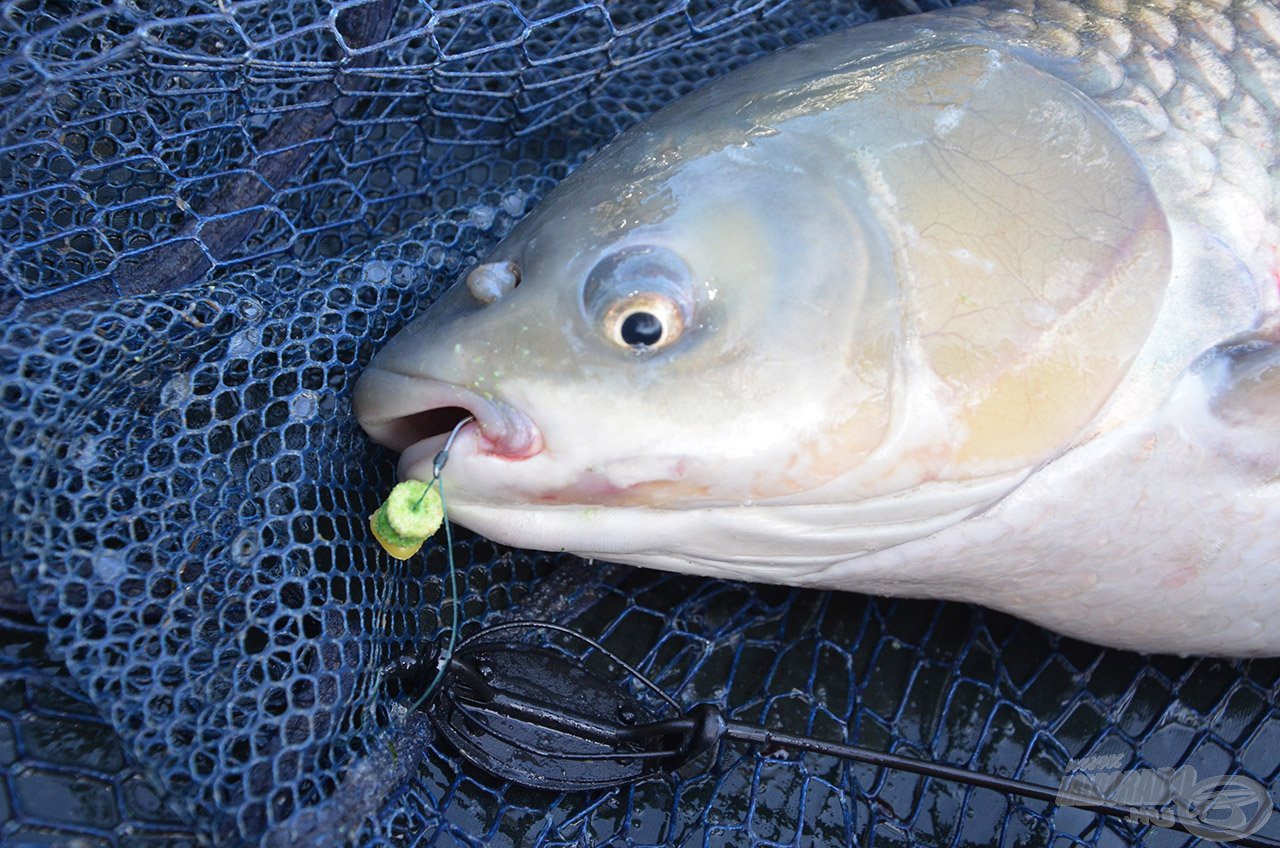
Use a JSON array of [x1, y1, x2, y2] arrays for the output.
[[355, 0, 1280, 657]]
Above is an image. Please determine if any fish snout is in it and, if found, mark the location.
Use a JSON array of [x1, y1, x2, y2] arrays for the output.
[[353, 367, 543, 471]]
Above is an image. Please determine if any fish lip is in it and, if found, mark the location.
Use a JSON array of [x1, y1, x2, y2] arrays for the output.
[[353, 366, 543, 465]]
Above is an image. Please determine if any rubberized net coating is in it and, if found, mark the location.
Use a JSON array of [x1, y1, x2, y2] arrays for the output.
[[1, 0, 1278, 845]]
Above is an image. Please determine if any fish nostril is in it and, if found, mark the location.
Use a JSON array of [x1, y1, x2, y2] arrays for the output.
[[465, 260, 520, 304]]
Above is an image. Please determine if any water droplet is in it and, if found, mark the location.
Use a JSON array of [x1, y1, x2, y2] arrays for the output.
[[71, 435, 101, 471], [160, 372, 192, 408], [232, 530, 259, 562], [95, 551, 127, 581], [469, 204, 496, 230], [226, 326, 259, 360], [501, 191, 527, 217], [290, 391, 318, 419]]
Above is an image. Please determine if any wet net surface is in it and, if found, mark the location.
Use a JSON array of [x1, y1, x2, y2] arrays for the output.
[[0, 0, 1278, 845]]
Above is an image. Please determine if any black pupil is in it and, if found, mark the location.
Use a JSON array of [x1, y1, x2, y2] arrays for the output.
[[620, 311, 664, 347]]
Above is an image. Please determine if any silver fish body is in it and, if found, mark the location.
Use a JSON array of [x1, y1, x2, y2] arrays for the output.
[[356, 0, 1280, 656]]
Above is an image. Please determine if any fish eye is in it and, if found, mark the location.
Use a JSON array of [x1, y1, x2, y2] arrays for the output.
[[582, 246, 694, 353], [604, 295, 685, 350]]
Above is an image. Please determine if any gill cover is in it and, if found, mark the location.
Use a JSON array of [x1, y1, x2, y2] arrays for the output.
[[748, 43, 1174, 486], [873, 47, 1172, 473]]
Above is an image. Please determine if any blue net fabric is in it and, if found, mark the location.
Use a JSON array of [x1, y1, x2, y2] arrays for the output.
[[0, 618, 198, 845], [0, 0, 1278, 845]]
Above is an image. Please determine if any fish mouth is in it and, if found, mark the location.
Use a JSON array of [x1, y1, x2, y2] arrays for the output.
[[354, 367, 543, 476]]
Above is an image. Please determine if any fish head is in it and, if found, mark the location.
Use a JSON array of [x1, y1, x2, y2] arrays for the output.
[[356, 41, 1174, 567], [355, 124, 901, 517]]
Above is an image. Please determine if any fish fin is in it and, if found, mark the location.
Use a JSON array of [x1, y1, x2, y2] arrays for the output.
[[1203, 331, 1280, 439]]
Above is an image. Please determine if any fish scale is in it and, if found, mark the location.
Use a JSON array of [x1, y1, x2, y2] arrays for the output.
[[951, 0, 1280, 295]]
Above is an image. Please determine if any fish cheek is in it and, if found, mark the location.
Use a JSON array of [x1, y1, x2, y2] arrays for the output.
[[752, 321, 896, 498]]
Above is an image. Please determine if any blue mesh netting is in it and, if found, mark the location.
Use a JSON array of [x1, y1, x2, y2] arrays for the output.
[[0, 0, 1277, 845], [0, 617, 197, 845]]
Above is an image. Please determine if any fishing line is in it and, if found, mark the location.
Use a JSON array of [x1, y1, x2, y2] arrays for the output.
[[401, 415, 473, 712], [405, 478, 458, 713]]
